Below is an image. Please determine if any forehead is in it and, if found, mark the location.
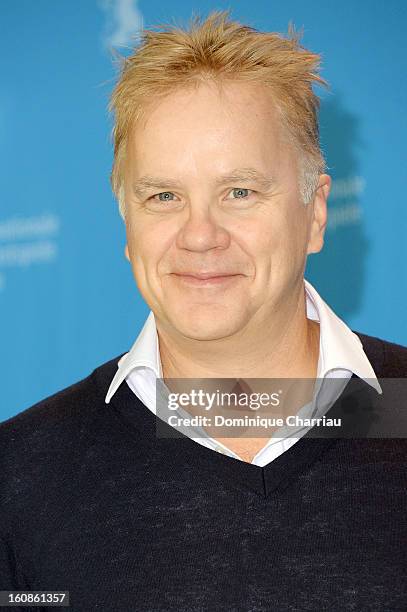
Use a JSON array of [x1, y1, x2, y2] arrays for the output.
[[138, 78, 278, 119], [125, 80, 292, 179], [130, 80, 283, 142]]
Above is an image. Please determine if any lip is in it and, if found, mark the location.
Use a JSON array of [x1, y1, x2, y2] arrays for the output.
[[173, 272, 240, 280], [171, 272, 244, 286]]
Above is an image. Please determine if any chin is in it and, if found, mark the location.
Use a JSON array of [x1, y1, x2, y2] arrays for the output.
[[169, 307, 245, 341]]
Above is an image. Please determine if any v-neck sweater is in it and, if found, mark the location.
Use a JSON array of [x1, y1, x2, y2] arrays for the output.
[[0, 331, 406, 612]]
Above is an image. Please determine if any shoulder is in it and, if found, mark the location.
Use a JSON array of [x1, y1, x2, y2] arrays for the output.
[[0, 353, 125, 517], [351, 330, 407, 376], [0, 352, 124, 433]]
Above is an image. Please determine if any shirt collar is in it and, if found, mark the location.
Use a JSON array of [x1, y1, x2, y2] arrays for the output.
[[304, 279, 382, 394], [105, 278, 382, 404]]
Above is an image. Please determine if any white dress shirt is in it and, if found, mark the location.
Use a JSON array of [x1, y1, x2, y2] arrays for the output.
[[105, 279, 382, 466]]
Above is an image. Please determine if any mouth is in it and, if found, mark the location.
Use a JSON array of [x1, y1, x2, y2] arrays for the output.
[[170, 273, 244, 287]]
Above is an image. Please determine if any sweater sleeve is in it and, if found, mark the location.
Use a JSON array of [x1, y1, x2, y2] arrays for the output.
[[0, 421, 34, 610], [0, 529, 19, 589], [0, 529, 34, 611]]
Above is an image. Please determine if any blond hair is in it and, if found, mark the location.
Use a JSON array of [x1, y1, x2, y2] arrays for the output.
[[108, 9, 328, 220]]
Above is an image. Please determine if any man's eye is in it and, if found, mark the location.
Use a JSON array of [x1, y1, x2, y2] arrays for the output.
[[151, 192, 176, 201], [227, 187, 253, 199]]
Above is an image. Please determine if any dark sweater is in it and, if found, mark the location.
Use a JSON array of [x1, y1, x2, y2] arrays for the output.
[[1, 331, 406, 612]]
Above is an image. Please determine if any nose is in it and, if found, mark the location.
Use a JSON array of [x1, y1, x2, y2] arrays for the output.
[[175, 204, 231, 252]]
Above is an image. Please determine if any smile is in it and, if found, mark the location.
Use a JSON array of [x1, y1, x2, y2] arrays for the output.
[[171, 273, 244, 287]]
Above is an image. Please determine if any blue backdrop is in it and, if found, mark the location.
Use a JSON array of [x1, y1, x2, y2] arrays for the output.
[[1, 0, 406, 421]]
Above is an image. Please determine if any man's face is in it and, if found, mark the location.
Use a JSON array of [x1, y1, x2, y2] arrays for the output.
[[123, 80, 328, 341]]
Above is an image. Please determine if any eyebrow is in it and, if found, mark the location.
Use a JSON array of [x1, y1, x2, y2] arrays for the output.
[[131, 167, 277, 198]]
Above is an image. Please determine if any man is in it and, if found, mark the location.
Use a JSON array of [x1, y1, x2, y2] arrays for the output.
[[1, 10, 406, 612]]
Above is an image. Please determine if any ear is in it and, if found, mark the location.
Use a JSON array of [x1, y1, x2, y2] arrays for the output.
[[307, 174, 331, 255], [124, 244, 130, 262]]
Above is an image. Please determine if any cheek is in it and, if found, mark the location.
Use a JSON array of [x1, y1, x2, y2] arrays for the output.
[[127, 217, 175, 276], [234, 216, 282, 261], [236, 209, 308, 273]]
